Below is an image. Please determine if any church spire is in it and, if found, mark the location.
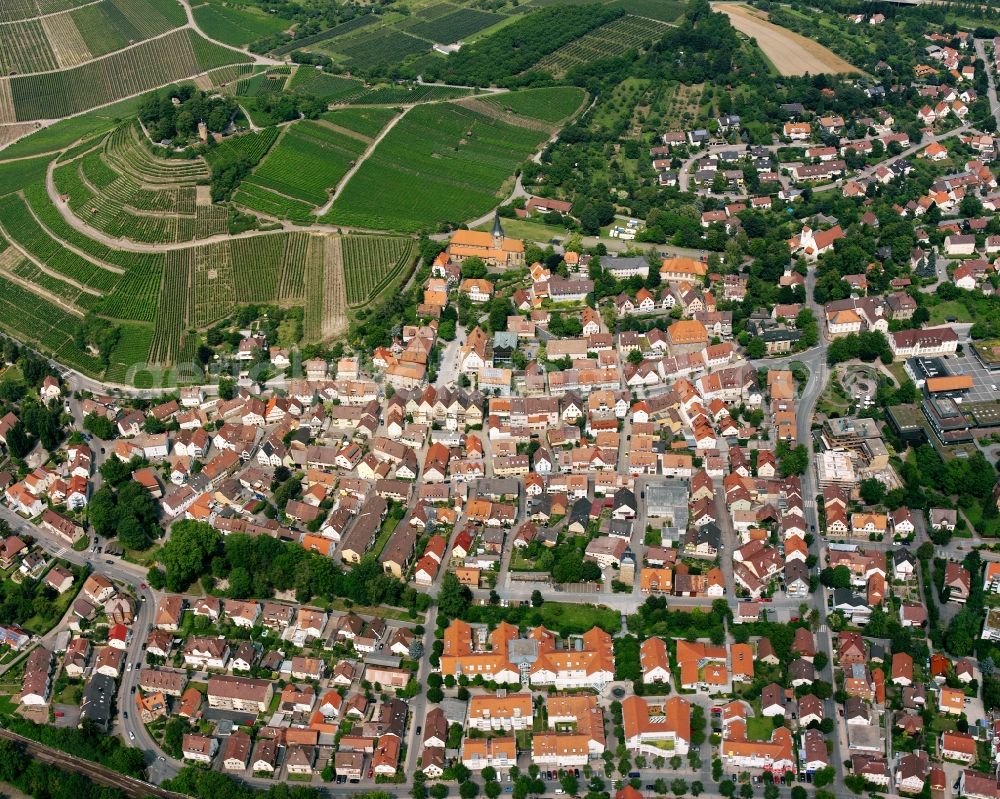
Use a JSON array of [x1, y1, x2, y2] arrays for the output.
[[492, 209, 504, 247]]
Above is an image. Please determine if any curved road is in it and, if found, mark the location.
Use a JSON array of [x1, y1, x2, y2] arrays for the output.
[[177, 0, 282, 65]]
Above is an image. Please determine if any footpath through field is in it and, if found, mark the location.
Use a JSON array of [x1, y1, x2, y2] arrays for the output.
[[314, 106, 412, 216]]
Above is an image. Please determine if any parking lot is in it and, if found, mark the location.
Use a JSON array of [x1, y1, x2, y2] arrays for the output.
[[945, 352, 1000, 404]]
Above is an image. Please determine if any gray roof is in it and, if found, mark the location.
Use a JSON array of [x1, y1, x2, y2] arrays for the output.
[[80, 673, 115, 728]]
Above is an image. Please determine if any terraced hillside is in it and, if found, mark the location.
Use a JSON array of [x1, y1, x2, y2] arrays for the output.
[[0, 116, 419, 384], [0, 59, 583, 383]]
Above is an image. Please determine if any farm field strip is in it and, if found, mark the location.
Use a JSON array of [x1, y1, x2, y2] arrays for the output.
[[66, 0, 181, 59], [0, 0, 96, 24], [248, 121, 367, 207], [271, 15, 378, 56], [230, 234, 284, 303], [104, 123, 210, 185], [233, 181, 315, 224], [335, 83, 472, 106], [406, 8, 505, 43], [534, 14, 671, 77], [0, 272, 102, 375], [203, 127, 278, 169], [319, 106, 398, 141], [478, 86, 586, 125], [6, 28, 249, 122], [0, 83, 15, 125], [41, 11, 92, 68], [22, 181, 165, 278], [341, 235, 416, 307], [302, 234, 325, 341], [711, 3, 861, 76], [104, 320, 153, 382], [332, 28, 431, 73], [148, 249, 188, 363], [277, 231, 310, 302], [0, 192, 119, 292], [192, 0, 288, 48], [321, 235, 346, 339], [0, 20, 59, 74], [286, 70, 363, 103]]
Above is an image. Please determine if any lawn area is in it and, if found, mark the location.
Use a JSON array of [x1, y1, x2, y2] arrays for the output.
[[509, 551, 542, 571], [123, 543, 161, 566], [929, 300, 972, 324], [372, 516, 402, 559], [53, 680, 83, 705], [474, 217, 569, 244], [326, 599, 417, 622], [0, 694, 18, 716], [746, 714, 775, 741], [931, 715, 958, 733], [886, 361, 908, 388], [21, 579, 79, 635], [533, 602, 620, 633]]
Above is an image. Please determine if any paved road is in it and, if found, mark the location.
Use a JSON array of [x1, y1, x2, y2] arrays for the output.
[[794, 265, 849, 786], [976, 38, 1000, 130], [177, 0, 281, 65]]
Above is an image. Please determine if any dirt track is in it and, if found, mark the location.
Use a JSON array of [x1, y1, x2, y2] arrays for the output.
[[712, 2, 861, 76]]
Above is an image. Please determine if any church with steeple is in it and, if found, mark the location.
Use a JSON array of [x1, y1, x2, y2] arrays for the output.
[[445, 211, 525, 269]]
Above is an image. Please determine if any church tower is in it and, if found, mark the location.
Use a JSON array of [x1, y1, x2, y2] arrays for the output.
[[492, 210, 504, 250]]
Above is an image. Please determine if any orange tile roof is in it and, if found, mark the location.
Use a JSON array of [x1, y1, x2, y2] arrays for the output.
[[731, 643, 753, 680], [926, 375, 973, 392]]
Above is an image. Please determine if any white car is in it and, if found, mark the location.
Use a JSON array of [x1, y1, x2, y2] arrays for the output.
[[129, 731, 135, 741], [126, 664, 132, 672]]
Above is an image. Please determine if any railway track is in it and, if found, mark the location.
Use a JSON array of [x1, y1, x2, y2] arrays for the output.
[[0, 728, 188, 799]]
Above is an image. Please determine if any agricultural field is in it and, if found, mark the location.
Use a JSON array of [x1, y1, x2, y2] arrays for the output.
[[286, 69, 364, 103], [323, 92, 570, 232], [0, 193, 121, 293], [712, 3, 861, 76], [1, 0, 91, 23], [0, 272, 102, 375], [191, 0, 289, 48], [148, 249, 189, 364], [69, 0, 186, 57], [245, 121, 368, 208], [534, 14, 672, 77], [0, 20, 59, 75], [0, 0, 185, 74], [333, 28, 431, 72], [233, 71, 289, 97], [270, 14, 378, 57], [342, 84, 473, 105], [341, 235, 417, 307], [104, 321, 154, 383], [3, 28, 249, 121], [205, 128, 279, 169], [320, 107, 397, 140], [232, 181, 316, 224], [406, 8, 505, 43], [479, 86, 586, 125]]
